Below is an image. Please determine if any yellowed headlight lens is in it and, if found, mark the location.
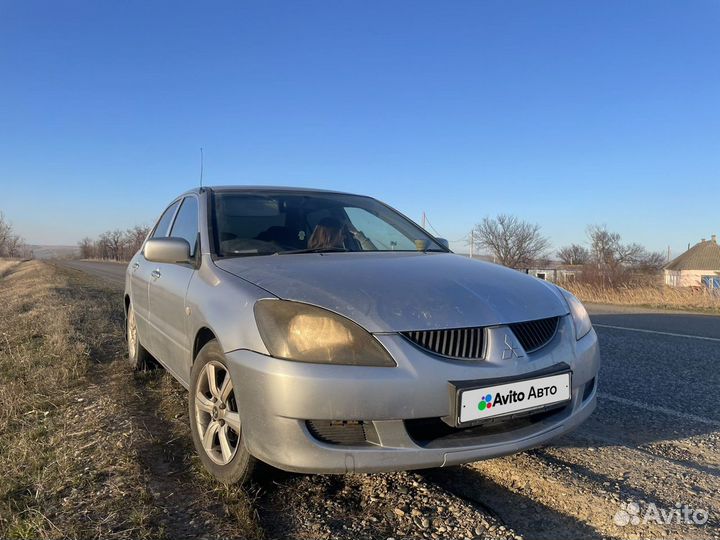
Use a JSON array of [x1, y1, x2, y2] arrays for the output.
[[254, 300, 395, 366], [287, 314, 354, 356]]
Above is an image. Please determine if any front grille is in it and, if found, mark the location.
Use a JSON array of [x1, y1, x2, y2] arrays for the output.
[[508, 316, 560, 353], [305, 420, 379, 446], [402, 327, 484, 359], [402, 316, 560, 359]]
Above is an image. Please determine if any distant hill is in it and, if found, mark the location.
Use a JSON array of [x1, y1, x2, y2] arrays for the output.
[[28, 245, 80, 259]]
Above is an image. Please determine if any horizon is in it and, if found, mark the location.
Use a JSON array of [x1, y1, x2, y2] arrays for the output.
[[23, 232, 708, 263], [2, 1, 718, 259]]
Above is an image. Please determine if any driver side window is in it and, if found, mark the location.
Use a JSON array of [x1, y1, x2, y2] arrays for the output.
[[169, 197, 199, 257], [151, 200, 180, 239]]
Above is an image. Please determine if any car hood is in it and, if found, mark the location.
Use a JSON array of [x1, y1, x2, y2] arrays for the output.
[[215, 252, 568, 333]]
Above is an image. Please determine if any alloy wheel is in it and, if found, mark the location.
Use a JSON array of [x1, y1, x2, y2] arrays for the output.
[[127, 307, 138, 359], [194, 361, 241, 465]]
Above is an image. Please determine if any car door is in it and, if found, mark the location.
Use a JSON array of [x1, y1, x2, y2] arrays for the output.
[[147, 195, 199, 383], [131, 199, 180, 352]]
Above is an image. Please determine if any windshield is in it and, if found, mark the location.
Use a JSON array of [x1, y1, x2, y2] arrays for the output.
[[212, 191, 446, 257]]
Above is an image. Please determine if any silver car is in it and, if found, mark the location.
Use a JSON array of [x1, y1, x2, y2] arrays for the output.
[[125, 186, 599, 484]]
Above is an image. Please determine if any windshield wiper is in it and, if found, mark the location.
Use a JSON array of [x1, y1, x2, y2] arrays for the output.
[[221, 251, 276, 258], [277, 247, 349, 255]]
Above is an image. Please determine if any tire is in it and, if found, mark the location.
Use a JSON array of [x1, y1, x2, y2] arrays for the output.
[[189, 340, 255, 485], [126, 303, 153, 371]]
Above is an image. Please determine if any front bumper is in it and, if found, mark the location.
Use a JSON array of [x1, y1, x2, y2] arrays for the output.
[[225, 318, 600, 473]]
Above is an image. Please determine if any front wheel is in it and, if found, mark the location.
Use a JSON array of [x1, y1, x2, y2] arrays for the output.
[[189, 340, 255, 484]]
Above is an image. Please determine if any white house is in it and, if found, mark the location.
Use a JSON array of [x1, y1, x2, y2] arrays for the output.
[[664, 235, 720, 288], [525, 264, 582, 283]]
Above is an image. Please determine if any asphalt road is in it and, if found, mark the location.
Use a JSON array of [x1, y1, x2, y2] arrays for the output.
[[58, 259, 128, 286], [57, 259, 720, 539]]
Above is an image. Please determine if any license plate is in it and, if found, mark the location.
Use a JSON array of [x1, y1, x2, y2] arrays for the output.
[[458, 372, 571, 424]]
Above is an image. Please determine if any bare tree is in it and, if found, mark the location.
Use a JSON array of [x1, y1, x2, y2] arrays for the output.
[[78, 237, 95, 259], [557, 244, 591, 265], [0, 212, 12, 254], [78, 224, 150, 261], [105, 230, 125, 261], [633, 250, 667, 273], [472, 214, 550, 268], [585, 225, 659, 284], [97, 232, 112, 260], [0, 212, 29, 258], [5, 234, 24, 257], [587, 226, 645, 268], [125, 225, 150, 258]]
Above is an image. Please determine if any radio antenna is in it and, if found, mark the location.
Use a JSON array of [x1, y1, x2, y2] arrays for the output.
[[199, 147, 204, 189]]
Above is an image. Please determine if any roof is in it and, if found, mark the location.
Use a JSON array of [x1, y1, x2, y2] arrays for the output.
[[665, 238, 720, 271], [187, 185, 359, 197]]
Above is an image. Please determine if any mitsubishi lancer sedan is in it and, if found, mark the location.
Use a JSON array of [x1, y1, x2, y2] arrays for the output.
[[124, 186, 600, 484]]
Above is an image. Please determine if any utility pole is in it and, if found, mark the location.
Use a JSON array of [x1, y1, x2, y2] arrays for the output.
[[667, 245, 671, 263], [469, 230, 474, 258]]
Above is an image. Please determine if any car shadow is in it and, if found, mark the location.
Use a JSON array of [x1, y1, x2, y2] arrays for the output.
[[418, 465, 608, 540], [554, 417, 720, 478], [530, 449, 719, 530]]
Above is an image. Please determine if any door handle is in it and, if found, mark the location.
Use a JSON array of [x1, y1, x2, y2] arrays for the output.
[[151, 269, 161, 279], [132, 262, 140, 270]]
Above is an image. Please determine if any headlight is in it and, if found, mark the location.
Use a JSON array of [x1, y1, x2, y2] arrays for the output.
[[558, 288, 592, 340], [253, 300, 396, 366]]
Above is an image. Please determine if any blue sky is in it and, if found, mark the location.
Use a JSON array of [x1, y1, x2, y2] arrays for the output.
[[1, 0, 718, 258]]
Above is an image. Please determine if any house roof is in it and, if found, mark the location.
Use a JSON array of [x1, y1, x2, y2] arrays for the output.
[[665, 237, 720, 271]]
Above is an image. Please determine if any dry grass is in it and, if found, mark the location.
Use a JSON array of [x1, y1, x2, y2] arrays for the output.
[[564, 282, 720, 313], [0, 261, 264, 539], [0, 261, 161, 538], [0, 260, 21, 279]]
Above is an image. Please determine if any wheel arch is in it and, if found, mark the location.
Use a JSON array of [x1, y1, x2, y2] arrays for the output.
[[193, 326, 219, 362], [124, 294, 131, 332]]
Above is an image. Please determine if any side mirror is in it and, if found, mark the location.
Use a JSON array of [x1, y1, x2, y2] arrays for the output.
[[144, 238, 191, 264], [436, 238, 450, 250]]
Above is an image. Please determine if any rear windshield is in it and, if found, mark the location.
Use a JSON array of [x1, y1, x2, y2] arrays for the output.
[[212, 191, 445, 257]]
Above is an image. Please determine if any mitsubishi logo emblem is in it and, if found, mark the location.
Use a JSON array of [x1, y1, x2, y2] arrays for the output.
[[502, 333, 523, 360]]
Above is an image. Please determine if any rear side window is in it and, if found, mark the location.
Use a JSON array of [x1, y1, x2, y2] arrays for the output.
[[170, 197, 199, 256], [151, 200, 181, 239]]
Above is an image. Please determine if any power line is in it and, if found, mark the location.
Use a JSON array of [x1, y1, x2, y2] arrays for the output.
[[448, 233, 471, 243], [422, 213, 442, 236], [421, 211, 476, 257]]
